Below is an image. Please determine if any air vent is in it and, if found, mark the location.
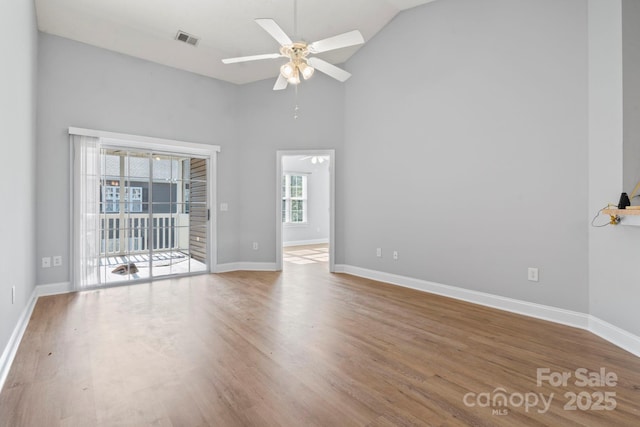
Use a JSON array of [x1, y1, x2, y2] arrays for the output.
[[175, 30, 199, 46]]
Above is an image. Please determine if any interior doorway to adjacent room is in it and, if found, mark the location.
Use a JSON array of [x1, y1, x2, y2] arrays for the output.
[[276, 150, 335, 271]]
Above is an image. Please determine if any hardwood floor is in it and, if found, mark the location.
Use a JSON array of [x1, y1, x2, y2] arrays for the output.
[[1, 262, 639, 426], [283, 244, 329, 265]]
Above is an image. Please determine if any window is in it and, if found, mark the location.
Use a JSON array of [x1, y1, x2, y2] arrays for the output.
[[282, 174, 307, 224], [101, 185, 143, 213]]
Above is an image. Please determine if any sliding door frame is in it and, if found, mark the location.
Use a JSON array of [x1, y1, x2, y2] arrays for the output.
[[69, 127, 220, 286]]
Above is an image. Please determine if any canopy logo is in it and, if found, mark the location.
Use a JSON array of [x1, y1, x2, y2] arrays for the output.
[[462, 367, 618, 416], [462, 388, 553, 414]]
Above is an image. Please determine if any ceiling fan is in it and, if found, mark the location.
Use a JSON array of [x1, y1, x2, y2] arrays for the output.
[[221, 7, 364, 91]]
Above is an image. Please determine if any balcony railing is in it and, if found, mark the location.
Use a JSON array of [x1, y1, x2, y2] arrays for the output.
[[100, 213, 189, 256]]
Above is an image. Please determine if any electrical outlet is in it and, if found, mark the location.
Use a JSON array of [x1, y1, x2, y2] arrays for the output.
[[53, 256, 62, 267], [42, 257, 51, 268], [220, 202, 228, 212], [393, 251, 399, 260], [376, 248, 382, 257], [252, 242, 259, 250], [528, 267, 539, 282], [12, 286, 15, 304]]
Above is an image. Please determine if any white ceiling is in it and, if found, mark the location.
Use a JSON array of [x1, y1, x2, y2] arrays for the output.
[[35, 0, 437, 85]]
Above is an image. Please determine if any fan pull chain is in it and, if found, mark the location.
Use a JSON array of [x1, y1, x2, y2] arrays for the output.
[[294, 84, 300, 119]]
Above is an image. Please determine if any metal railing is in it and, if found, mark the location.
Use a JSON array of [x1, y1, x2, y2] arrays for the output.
[[100, 213, 187, 256]]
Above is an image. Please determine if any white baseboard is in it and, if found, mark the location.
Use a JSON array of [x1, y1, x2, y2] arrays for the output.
[[283, 238, 329, 247], [214, 262, 278, 273], [36, 281, 72, 297], [335, 264, 639, 357], [589, 316, 640, 357], [0, 287, 38, 393]]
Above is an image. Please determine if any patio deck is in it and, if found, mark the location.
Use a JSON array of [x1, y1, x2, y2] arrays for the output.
[[100, 251, 206, 283]]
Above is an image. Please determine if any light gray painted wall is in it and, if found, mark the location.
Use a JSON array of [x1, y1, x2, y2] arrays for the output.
[[589, 0, 640, 336], [235, 76, 344, 262], [36, 33, 240, 285], [0, 0, 38, 363], [343, 0, 589, 311], [622, 0, 640, 198], [282, 156, 330, 245], [22, 0, 640, 344]]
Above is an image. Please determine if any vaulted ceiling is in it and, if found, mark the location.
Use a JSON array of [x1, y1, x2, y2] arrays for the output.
[[35, 0, 437, 85]]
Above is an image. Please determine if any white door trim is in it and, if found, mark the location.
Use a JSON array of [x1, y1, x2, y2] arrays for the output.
[[276, 150, 335, 272]]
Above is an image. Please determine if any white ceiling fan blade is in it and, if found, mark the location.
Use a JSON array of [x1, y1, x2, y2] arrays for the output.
[[255, 18, 293, 47], [308, 30, 364, 54], [307, 57, 352, 82], [273, 74, 288, 91], [222, 53, 281, 64]]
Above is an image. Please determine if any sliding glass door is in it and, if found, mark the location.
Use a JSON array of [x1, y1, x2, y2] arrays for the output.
[[99, 148, 208, 284]]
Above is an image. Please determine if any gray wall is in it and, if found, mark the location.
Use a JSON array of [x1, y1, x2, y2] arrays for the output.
[[343, 0, 589, 311], [0, 0, 38, 365], [622, 0, 640, 197], [235, 76, 344, 263], [22, 0, 640, 344], [589, 0, 640, 336], [282, 156, 330, 245], [36, 33, 240, 284], [36, 33, 344, 275]]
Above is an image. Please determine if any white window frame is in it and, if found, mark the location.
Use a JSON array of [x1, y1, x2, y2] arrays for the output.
[[282, 173, 308, 225]]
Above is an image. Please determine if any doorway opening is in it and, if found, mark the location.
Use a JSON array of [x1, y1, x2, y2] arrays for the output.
[[276, 150, 335, 272]]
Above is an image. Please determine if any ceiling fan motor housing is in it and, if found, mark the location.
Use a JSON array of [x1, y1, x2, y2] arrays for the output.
[[280, 43, 309, 61]]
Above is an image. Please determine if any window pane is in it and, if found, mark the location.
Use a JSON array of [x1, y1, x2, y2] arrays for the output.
[[291, 175, 302, 198], [282, 174, 307, 223], [282, 199, 287, 222], [291, 200, 304, 222], [124, 152, 151, 181], [152, 155, 179, 181], [282, 175, 287, 197]]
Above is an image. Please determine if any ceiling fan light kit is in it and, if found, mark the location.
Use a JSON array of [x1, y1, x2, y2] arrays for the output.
[[222, 11, 364, 91], [279, 43, 314, 85]]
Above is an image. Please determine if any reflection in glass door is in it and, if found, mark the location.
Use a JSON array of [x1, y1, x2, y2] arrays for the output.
[[99, 148, 208, 284]]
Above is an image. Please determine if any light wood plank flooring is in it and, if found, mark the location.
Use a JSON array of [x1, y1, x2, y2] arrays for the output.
[[283, 244, 329, 265], [1, 262, 639, 426]]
